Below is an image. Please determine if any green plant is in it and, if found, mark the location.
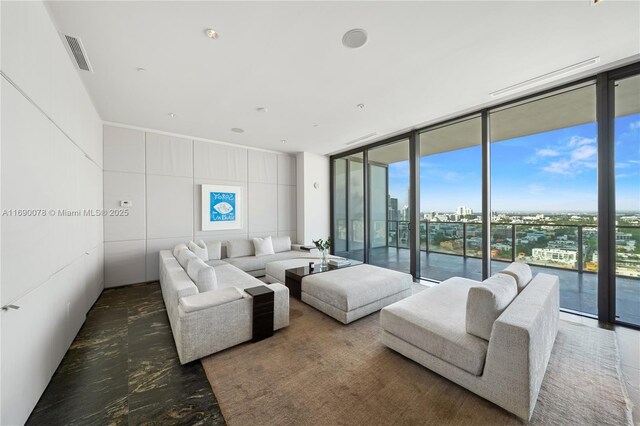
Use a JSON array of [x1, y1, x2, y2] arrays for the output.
[[312, 237, 332, 251]]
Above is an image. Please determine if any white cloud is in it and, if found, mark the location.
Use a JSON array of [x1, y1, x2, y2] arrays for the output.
[[616, 162, 631, 169], [536, 148, 560, 157], [542, 160, 572, 175], [567, 136, 596, 148], [630, 121, 640, 130], [571, 145, 597, 161]]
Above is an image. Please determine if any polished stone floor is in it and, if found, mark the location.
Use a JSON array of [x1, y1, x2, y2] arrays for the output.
[[365, 247, 640, 325], [26, 283, 224, 426]]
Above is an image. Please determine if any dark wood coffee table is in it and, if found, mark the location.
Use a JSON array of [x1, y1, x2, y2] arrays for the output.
[[284, 260, 362, 300]]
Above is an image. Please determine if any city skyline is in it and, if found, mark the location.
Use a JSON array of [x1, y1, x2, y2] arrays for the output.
[[387, 113, 639, 213]]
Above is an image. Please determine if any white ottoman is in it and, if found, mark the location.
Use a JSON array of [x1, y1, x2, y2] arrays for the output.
[[301, 264, 412, 324], [265, 258, 322, 284]]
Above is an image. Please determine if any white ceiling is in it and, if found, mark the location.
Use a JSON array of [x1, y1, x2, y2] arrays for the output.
[[46, 1, 640, 156]]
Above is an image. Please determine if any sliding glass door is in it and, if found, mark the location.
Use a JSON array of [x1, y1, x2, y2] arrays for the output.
[[332, 154, 365, 261], [367, 139, 411, 274], [418, 116, 483, 281], [489, 82, 599, 316], [614, 73, 640, 326]]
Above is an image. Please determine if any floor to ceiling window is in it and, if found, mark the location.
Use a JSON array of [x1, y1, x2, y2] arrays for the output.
[[367, 139, 411, 274], [489, 82, 599, 315], [419, 116, 483, 281], [330, 62, 640, 327], [614, 73, 640, 326]]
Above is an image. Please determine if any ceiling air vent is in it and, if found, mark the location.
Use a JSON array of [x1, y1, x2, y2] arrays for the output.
[[62, 34, 93, 72], [345, 132, 378, 146]]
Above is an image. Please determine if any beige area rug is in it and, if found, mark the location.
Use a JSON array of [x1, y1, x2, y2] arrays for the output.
[[201, 299, 631, 426]]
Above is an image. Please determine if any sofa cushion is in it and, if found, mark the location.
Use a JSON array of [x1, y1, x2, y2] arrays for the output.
[[224, 250, 314, 272], [204, 240, 222, 260], [253, 236, 275, 257], [188, 240, 208, 262], [272, 236, 292, 253], [176, 248, 199, 269], [186, 258, 218, 292], [226, 239, 255, 258], [179, 287, 244, 313], [173, 243, 188, 258], [466, 274, 518, 341], [380, 277, 489, 376], [211, 263, 266, 290], [498, 262, 533, 292]]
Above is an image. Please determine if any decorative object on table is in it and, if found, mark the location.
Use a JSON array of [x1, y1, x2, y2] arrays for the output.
[[328, 258, 350, 267], [299, 245, 317, 252], [312, 237, 332, 266], [201, 184, 243, 231], [308, 261, 315, 271]]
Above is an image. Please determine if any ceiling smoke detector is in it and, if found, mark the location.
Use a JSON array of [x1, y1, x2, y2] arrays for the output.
[[342, 29, 368, 49], [168, 113, 176, 118], [205, 29, 219, 39]]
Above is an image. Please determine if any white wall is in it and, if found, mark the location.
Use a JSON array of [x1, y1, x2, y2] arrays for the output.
[[0, 2, 104, 424], [103, 125, 297, 286], [296, 152, 330, 245]]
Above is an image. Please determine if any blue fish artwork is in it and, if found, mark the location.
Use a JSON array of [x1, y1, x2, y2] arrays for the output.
[[210, 192, 236, 222]]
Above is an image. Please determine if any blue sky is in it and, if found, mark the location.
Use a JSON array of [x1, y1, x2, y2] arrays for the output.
[[387, 113, 639, 213]]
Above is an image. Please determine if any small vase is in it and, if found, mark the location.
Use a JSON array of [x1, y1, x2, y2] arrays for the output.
[[321, 249, 328, 266]]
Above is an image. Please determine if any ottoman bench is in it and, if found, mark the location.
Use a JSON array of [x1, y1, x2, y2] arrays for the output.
[[301, 264, 412, 324]]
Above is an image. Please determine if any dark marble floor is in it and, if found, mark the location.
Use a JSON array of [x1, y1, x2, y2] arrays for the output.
[[26, 282, 225, 426]]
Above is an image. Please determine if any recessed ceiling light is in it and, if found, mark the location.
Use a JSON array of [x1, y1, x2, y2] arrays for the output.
[[256, 107, 268, 113], [342, 29, 368, 49], [231, 128, 244, 133], [356, 103, 365, 109], [281, 140, 287, 144], [136, 67, 147, 72], [205, 29, 219, 39], [168, 113, 176, 118]]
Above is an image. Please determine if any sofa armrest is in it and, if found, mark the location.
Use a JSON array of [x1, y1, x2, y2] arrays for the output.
[[483, 273, 559, 420], [291, 244, 304, 251], [179, 287, 245, 313]]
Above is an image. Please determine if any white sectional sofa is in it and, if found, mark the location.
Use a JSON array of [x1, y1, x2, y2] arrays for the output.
[[160, 236, 314, 364], [380, 263, 559, 421]]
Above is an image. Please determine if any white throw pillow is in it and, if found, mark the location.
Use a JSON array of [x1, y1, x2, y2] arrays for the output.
[[188, 240, 208, 262], [272, 236, 292, 253], [203, 240, 222, 260], [498, 262, 533, 293], [253, 236, 275, 257], [466, 273, 518, 341], [176, 248, 199, 270], [173, 243, 188, 258], [186, 258, 218, 292], [226, 239, 255, 258]]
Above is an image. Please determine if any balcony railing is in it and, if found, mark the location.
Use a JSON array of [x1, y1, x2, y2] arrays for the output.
[[382, 219, 640, 278]]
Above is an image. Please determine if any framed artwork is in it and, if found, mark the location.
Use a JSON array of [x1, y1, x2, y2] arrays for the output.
[[201, 184, 243, 231]]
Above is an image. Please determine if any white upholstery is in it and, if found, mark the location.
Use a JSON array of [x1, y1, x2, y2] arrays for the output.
[[498, 262, 533, 292], [204, 240, 223, 260], [186, 258, 218, 292], [381, 277, 489, 375], [173, 243, 188, 258], [224, 250, 315, 274], [159, 249, 290, 364], [301, 264, 412, 324], [179, 287, 245, 312], [188, 240, 208, 261], [265, 258, 322, 283], [466, 273, 518, 340], [272, 236, 291, 253], [380, 273, 560, 421], [253, 236, 275, 257], [176, 248, 198, 269], [226, 239, 255, 258]]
